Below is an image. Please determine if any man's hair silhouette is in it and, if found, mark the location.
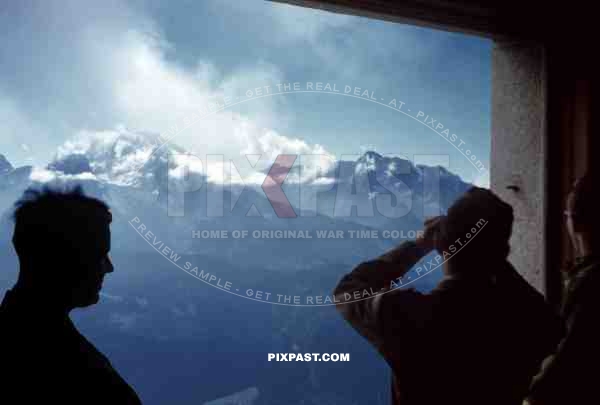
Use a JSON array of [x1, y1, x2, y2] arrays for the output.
[[0, 185, 141, 404], [442, 186, 514, 273]]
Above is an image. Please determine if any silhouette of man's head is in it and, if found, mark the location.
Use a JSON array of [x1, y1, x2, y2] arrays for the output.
[[441, 187, 514, 273], [566, 172, 600, 253], [11, 186, 113, 309]]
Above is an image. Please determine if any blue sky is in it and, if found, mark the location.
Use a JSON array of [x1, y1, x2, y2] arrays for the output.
[[0, 0, 491, 186]]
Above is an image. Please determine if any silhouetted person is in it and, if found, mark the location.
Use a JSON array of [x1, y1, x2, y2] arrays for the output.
[[526, 173, 600, 405], [334, 187, 562, 405], [0, 186, 141, 404]]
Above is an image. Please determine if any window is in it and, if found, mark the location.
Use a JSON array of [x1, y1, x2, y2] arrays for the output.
[[0, 1, 491, 403]]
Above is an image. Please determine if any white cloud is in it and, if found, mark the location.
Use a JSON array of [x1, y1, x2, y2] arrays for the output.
[[56, 128, 157, 186], [29, 167, 97, 183], [241, 127, 329, 158], [168, 154, 205, 180], [213, 0, 361, 78], [48, 7, 331, 185], [1, 0, 342, 184]]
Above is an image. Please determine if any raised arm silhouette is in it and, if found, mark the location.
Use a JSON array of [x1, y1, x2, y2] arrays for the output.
[[334, 187, 563, 405], [0, 185, 142, 404]]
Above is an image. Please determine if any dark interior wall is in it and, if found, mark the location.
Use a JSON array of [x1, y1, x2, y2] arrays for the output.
[[545, 44, 599, 305]]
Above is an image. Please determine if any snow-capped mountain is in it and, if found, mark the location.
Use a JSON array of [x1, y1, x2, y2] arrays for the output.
[[50, 128, 188, 190], [0, 130, 472, 256]]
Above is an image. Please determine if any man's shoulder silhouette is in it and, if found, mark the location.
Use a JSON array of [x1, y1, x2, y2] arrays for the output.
[[1, 186, 142, 404], [1, 285, 141, 405]]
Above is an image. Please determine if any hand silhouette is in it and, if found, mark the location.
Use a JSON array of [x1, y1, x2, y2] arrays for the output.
[[416, 215, 447, 253]]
